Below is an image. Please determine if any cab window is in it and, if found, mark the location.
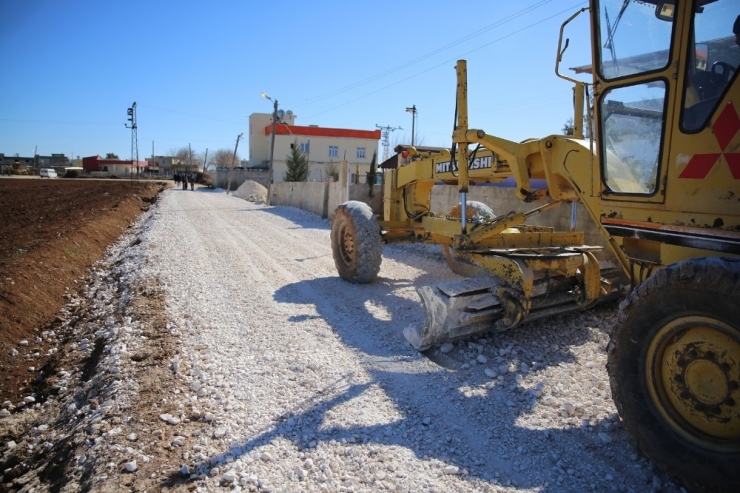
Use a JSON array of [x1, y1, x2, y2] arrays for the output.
[[682, 0, 740, 132], [601, 81, 666, 194], [597, 0, 674, 80]]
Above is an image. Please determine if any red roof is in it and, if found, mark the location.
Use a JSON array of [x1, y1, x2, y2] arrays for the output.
[[264, 124, 380, 140]]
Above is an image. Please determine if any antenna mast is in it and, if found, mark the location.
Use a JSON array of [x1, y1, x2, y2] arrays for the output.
[[376, 124, 402, 162], [125, 102, 139, 180]]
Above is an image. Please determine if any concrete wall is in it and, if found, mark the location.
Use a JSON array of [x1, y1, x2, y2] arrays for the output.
[[273, 181, 329, 218], [324, 160, 381, 218], [350, 184, 382, 213], [212, 169, 269, 192], [429, 185, 610, 255], [326, 182, 381, 219], [268, 173, 612, 261]]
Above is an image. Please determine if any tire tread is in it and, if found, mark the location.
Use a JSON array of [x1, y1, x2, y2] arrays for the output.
[[608, 257, 740, 493]]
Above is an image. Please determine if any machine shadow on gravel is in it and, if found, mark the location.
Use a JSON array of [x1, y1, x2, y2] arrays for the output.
[[242, 205, 471, 273], [162, 272, 647, 491], [254, 205, 333, 231]]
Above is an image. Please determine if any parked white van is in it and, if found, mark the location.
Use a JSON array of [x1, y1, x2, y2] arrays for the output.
[[40, 168, 58, 178]]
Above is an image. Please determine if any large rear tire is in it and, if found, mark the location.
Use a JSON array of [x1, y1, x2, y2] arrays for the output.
[[331, 201, 382, 283], [607, 257, 740, 492]]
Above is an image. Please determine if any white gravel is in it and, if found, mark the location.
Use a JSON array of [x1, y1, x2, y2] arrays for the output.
[[2, 186, 687, 492]]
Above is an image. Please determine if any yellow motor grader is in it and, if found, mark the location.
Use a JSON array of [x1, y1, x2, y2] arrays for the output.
[[331, 1, 739, 491]]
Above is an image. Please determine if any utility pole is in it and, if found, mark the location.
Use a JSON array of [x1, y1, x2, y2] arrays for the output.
[[261, 92, 282, 205], [226, 133, 243, 195], [267, 98, 278, 205], [376, 124, 402, 162], [125, 102, 138, 181], [405, 105, 417, 146], [202, 148, 208, 174]]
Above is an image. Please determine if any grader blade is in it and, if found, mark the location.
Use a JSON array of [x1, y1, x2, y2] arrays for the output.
[[405, 276, 504, 351], [405, 261, 623, 351]]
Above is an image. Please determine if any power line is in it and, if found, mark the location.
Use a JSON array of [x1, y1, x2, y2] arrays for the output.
[[286, 1, 554, 108], [304, 2, 587, 121], [7, 4, 586, 140], [136, 103, 245, 125], [11, 4, 582, 141], [0, 119, 120, 125], [0, 104, 243, 129]]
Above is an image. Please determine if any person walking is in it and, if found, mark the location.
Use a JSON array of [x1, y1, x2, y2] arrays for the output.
[[174, 173, 180, 187], [189, 173, 195, 191], [182, 173, 188, 190]]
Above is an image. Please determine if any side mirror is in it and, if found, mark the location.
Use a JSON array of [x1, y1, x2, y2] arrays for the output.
[[655, 2, 675, 21]]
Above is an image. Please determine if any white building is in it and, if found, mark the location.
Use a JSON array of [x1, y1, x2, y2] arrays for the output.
[[248, 112, 381, 183], [148, 155, 198, 175]]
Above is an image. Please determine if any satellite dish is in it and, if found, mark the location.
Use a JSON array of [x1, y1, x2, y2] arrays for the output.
[[286, 110, 293, 117], [277, 109, 285, 120]]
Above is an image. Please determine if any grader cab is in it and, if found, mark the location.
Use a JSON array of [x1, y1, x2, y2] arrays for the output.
[[331, 1, 739, 491]]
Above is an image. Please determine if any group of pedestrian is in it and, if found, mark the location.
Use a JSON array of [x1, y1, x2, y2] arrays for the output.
[[174, 172, 195, 191]]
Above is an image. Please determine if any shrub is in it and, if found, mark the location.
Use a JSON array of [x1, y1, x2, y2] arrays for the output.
[[197, 172, 214, 188]]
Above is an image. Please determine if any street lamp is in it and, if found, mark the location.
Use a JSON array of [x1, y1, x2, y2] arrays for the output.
[[261, 92, 278, 205], [405, 104, 417, 146]]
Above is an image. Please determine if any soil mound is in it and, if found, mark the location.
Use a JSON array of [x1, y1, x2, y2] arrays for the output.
[[233, 180, 267, 203]]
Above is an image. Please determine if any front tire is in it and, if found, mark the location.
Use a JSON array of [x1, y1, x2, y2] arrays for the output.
[[443, 201, 495, 276], [330, 201, 381, 283], [607, 257, 740, 492], [446, 200, 495, 222]]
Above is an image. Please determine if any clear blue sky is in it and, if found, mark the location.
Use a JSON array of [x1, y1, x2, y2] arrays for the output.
[[0, 0, 592, 161]]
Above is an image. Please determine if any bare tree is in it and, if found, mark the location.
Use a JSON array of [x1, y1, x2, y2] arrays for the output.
[[199, 150, 211, 171], [191, 153, 204, 171], [325, 160, 339, 182], [211, 148, 240, 169], [169, 147, 190, 163], [168, 146, 204, 170], [391, 133, 426, 150]]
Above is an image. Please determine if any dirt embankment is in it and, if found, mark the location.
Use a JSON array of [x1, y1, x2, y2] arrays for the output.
[[0, 179, 165, 403]]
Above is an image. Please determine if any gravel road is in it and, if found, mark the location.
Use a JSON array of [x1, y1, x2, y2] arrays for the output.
[[3, 187, 686, 492]]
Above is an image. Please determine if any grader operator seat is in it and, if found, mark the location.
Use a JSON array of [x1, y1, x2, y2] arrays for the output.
[[704, 14, 739, 92], [685, 12, 740, 130]]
